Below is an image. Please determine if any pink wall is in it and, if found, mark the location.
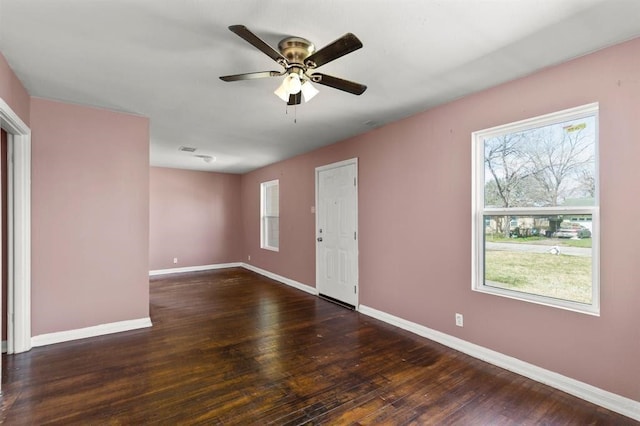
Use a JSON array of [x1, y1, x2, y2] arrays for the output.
[[241, 37, 640, 401], [241, 157, 318, 284], [30, 98, 150, 335], [0, 52, 30, 125], [149, 167, 243, 270]]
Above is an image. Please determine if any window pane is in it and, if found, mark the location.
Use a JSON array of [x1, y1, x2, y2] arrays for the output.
[[265, 216, 279, 248], [483, 116, 596, 208], [483, 214, 592, 304], [264, 183, 279, 216]]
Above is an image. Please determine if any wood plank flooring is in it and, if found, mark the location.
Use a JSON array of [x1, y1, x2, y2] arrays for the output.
[[1, 268, 636, 425]]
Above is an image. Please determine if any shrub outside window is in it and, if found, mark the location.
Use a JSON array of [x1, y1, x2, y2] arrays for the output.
[[472, 103, 599, 315]]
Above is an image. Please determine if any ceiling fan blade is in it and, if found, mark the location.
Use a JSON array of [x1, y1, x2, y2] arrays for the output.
[[220, 71, 283, 82], [304, 33, 363, 69], [310, 73, 367, 95], [229, 25, 287, 66], [287, 92, 302, 106]]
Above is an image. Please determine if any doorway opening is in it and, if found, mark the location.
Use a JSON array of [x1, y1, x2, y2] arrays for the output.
[[0, 97, 32, 360]]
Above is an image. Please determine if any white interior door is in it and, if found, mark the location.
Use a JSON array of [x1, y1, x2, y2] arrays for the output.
[[316, 159, 358, 307]]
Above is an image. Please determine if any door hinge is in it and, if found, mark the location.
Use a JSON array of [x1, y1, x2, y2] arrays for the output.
[[354, 231, 357, 240], [354, 177, 356, 186], [354, 286, 357, 294]]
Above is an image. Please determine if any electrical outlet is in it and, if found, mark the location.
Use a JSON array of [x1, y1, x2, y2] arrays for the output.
[[173, 257, 178, 264], [248, 255, 251, 261], [455, 313, 464, 327]]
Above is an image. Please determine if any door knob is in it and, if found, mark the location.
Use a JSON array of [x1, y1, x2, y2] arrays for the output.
[[317, 237, 323, 242]]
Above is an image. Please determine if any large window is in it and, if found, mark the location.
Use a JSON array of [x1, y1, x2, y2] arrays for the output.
[[261, 180, 279, 251], [472, 103, 599, 314]]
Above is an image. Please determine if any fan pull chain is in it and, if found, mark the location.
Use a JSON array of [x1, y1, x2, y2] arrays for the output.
[[284, 105, 298, 124]]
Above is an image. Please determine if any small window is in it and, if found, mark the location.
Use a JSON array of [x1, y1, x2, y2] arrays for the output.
[[472, 103, 599, 315], [261, 180, 279, 251]]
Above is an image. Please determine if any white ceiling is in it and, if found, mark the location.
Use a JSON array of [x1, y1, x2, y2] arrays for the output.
[[1, 0, 639, 173]]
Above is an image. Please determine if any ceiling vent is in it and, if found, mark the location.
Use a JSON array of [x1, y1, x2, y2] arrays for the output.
[[179, 146, 197, 152], [195, 154, 215, 163]]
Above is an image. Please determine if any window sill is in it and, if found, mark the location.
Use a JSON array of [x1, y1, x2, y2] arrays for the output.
[[473, 284, 600, 316]]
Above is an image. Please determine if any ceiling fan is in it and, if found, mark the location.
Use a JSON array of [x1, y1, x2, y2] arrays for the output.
[[219, 25, 367, 105]]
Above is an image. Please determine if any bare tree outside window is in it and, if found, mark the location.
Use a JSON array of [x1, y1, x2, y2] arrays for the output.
[[484, 116, 596, 209], [484, 133, 534, 236]]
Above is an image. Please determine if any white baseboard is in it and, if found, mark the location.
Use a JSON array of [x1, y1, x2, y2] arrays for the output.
[[31, 317, 153, 347], [149, 262, 242, 276], [241, 263, 318, 296], [149, 262, 317, 295], [149, 261, 317, 296], [358, 305, 640, 422]]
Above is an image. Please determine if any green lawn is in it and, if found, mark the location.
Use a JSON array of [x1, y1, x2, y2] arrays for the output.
[[485, 234, 592, 248], [558, 238, 592, 248], [484, 251, 592, 304]]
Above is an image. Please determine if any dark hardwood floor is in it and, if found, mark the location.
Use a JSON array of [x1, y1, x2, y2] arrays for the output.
[[1, 268, 636, 425]]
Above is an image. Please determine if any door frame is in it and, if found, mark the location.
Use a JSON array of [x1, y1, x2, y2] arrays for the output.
[[315, 158, 359, 308], [0, 97, 32, 355]]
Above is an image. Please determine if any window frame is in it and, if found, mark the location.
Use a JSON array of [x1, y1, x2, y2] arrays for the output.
[[471, 103, 600, 315], [260, 179, 279, 252]]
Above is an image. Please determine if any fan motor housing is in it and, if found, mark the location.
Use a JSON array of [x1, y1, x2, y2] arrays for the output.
[[278, 37, 315, 64]]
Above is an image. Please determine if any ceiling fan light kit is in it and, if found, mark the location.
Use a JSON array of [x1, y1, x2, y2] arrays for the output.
[[273, 78, 291, 102], [273, 72, 319, 103], [274, 73, 301, 101], [220, 25, 366, 106], [300, 80, 319, 102]]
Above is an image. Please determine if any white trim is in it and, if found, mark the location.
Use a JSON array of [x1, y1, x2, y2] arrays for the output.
[[359, 304, 640, 422], [0, 97, 31, 355], [149, 262, 242, 276], [150, 262, 317, 295], [315, 157, 359, 173], [471, 103, 600, 315], [242, 263, 318, 296], [260, 179, 280, 252], [31, 317, 152, 347], [475, 102, 599, 138], [11, 135, 31, 352], [6, 135, 14, 354], [1, 340, 6, 353], [0, 98, 29, 134]]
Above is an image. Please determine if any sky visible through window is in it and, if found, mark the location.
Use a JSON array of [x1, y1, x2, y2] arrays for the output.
[[483, 116, 596, 208]]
